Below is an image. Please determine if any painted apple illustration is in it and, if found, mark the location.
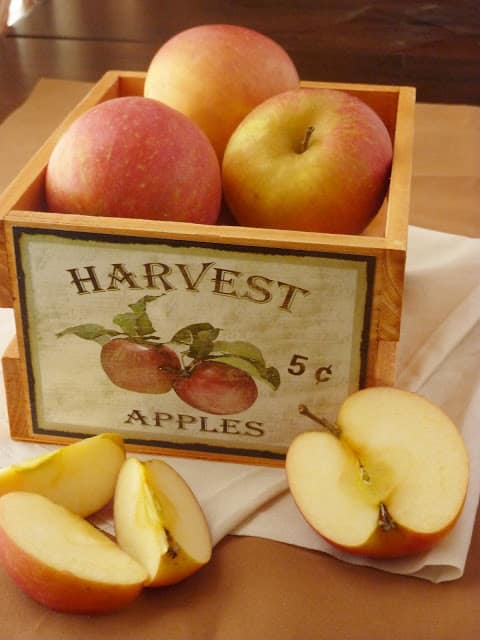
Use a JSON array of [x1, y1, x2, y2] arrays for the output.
[[286, 391, 469, 558], [169, 323, 280, 415], [58, 295, 181, 394], [173, 360, 258, 415], [58, 301, 280, 413], [100, 338, 181, 394]]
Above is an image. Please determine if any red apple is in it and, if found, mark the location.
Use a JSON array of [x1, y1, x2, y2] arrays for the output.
[[100, 338, 181, 394], [144, 24, 300, 160], [173, 360, 258, 415], [0, 492, 147, 614], [286, 388, 469, 558], [45, 96, 221, 224], [222, 87, 393, 235]]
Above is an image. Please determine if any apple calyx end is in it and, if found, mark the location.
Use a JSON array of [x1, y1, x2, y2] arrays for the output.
[[378, 502, 397, 532], [297, 125, 315, 154], [298, 404, 341, 438]]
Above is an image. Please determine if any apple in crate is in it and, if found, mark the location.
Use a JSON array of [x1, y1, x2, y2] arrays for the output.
[[286, 387, 469, 558], [114, 457, 212, 586], [0, 433, 125, 517], [144, 24, 300, 160], [0, 492, 147, 613], [45, 96, 221, 224], [222, 88, 393, 234]]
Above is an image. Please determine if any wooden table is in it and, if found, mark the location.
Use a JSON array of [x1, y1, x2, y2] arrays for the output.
[[1, 2, 480, 638], [1, 0, 479, 125]]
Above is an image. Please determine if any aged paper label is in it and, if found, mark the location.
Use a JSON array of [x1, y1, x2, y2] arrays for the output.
[[14, 227, 374, 461]]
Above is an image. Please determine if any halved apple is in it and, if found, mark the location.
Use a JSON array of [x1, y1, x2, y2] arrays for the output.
[[0, 433, 125, 517], [286, 387, 469, 558], [0, 492, 147, 613], [114, 457, 212, 586]]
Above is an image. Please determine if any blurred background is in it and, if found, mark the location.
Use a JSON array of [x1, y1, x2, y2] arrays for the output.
[[0, 0, 479, 125]]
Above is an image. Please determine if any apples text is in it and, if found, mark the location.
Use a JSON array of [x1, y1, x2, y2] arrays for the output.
[[125, 409, 265, 438]]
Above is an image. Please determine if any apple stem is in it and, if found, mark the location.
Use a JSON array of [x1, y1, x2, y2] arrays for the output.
[[298, 126, 315, 154], [298, 404, 341, 437], [378, 503, 397, 532]]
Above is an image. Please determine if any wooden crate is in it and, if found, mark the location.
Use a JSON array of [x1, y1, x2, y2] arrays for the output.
[[0, 71, 416, 465]]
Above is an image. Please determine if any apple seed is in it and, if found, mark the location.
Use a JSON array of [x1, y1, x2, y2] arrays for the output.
[[165, 528, 179, 559], [359, 462, 371, 484]]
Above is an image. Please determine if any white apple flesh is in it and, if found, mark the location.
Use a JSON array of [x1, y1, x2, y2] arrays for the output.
[[0, 433, 125, 517], [286, 387, 469, 558], [222, 87, 393, 235], [0, 492, 147, 613], [114, 458, 212, 586]]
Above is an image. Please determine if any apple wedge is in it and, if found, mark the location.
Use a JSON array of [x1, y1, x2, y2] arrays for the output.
[[0, 492, 147, 613], [114, 457, 212, 586], [286, 387, 469, 558], [0, 433, 125, 517]]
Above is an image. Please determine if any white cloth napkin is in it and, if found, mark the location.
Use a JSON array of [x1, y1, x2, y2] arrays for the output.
[[1, 225, 479, 583]]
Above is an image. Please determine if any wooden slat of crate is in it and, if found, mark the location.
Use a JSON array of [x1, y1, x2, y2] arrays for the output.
[[0, 71, 415, 464]]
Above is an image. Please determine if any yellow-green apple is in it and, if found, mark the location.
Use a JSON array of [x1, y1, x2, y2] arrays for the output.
[[0, 492, 147, 613], [101, 338, 181, 393], [144, 24, 300, 160], [45, 96, 221, 224], [222, 87, 393, 235], [285, 387, 469, 558], [0, 433, 125, 517], [173, 360, 258, 414], [114, 457, 212, 586]]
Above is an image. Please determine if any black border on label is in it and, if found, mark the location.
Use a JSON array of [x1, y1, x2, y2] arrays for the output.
[[12, 225, 376, 461]]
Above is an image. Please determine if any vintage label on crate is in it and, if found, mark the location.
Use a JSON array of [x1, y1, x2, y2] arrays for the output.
[[11, 226, 374, 462]]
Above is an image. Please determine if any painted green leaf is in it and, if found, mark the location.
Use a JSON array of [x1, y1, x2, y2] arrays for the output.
[[211, 338, 280, 390], [212, 355, 281, 390], [171, 322, 220, 345], [113, 295, 160, 337], [264, 366, 281, 390], [56, 324, 120, 344], [171, 323, 221, 359], [170, 325, 280, 389], [113, 311, 152, 337], [212, 340, 266, 368], [212, 355, 263, 379], [128, 295, 161, 314]]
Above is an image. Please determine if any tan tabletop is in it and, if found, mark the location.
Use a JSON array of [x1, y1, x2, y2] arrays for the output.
[[0, 77, 479, 639]]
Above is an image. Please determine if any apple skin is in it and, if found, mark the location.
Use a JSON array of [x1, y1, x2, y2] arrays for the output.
[[286, 387, 469, 559], [173, 360, 258, 415], [45, 96, 221, 224], [0, 530, 144, 613], [0, 492, 147, 614], [302, 486, 459, 559], [100, 338, 181, 394], [144, 24, 300, 160], [222, 87, 393, 235]]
